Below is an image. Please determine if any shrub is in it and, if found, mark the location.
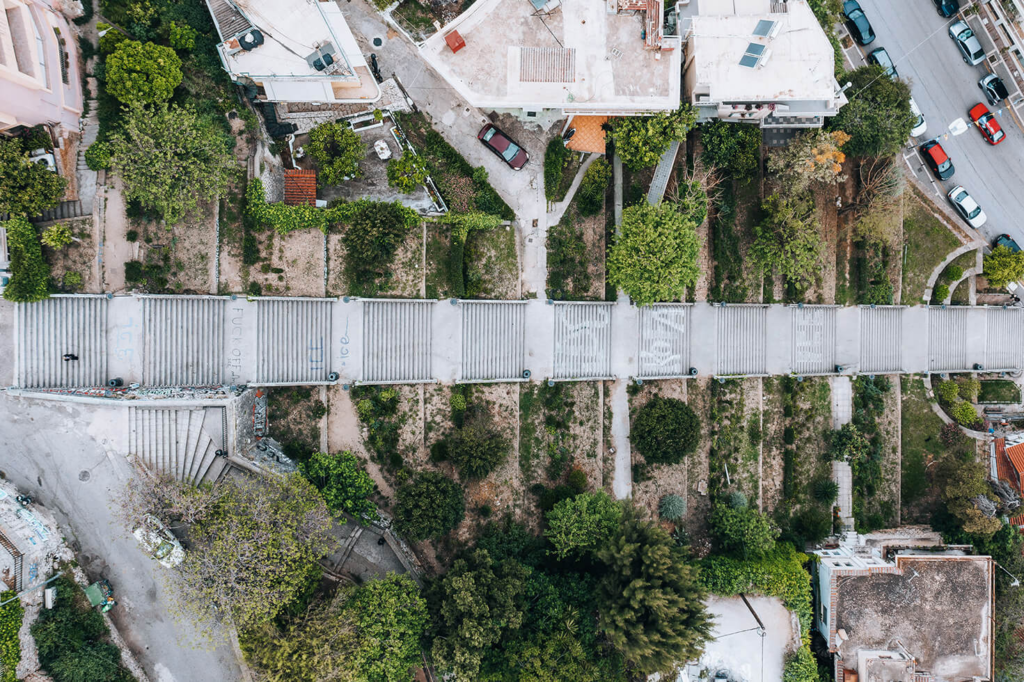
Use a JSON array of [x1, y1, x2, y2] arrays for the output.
[[62, 271, 83, 290], [577, 157, 612, 216], [961, 377, 981, 402], [299, 451, 377, 520], [793, 506, 833, 544], [443, 421, 509, 480], [659, 494, 686, 521], [84, 141, 112, 170], [124, 260, 144, 282], [168, 21, 197, 51], [566, 468, 588, 493], [709, 503, 779, 558], [41, 223, 73, 249], [946, 264, 964, 282], [308, 122, 365, 185], [105, 40, 182, 105], [545, 219, 590, 299], [727, 491, 748, 510], [0, 590, 23, 682], [813, 478, 839, 504], [983, 244, 1024, 289], [611, 106, 698, 171], [394, 472, 465, 540], [342, 201, 418, 295], [98, 27, 127, 55], [3, 217, 49, 303], [828, 423, 869, 463], [940, 421, 966, 448], [386, 153, 428, 193], [125, 229, 138, 243], [933, 283, 949, 301], [937, 380, 960, 404], [0, 137, 67, 217], [545, 491, 622, 559], [699, 120, 762, 179], [631, 397, 701, 465], [951, 401, 980, 427], [783, 426, 795, 445], [449, 391, 467, 413], [543, 139, 569, 201]]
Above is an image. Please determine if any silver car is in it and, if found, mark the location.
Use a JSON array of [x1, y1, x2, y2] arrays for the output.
[[949, 21, 986, 65], [947, 185, 987, 229]]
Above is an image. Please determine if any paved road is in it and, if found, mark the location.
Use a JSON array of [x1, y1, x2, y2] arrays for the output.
[[850, 0, 1024, 247], [0, 394, 242, 682]]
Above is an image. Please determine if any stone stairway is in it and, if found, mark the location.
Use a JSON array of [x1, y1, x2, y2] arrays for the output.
[[75, 100, 99, 217], [143, 297, 226, 386], [127, 406, 228, 485], [15, 296, 108, 388], [205, 0, 252, 39], [255, 299, 333, 384], [33, 200, 88, 223], [646, 141, 680, 206]]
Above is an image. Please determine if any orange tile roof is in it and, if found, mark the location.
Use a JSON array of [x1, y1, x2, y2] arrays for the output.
[[566, 116, 608, 155], [283, 169, 317, 206], [997, 438, 1022, 494], [1007, 442, 1024, 478]]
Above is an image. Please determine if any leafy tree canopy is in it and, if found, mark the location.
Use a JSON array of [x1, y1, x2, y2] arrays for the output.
[[351, 574, 429, 682], [699, 120, 762, 179], [386, 153, 428, 193], [109, 102, 234, 224], [443, 420, 510, 480], [608, 202, 701, 306], [299, 451, 377, 521], [750, 193, 822, 289], [631, 397, 701, 465], [829, 64, 913, 158], [612, 106, 697, 171], [2, 217, 49, 303], [983, 245, 1024, 289], [308, 122, 366, 185], [828, 422, 870, 462], [768, 129, 850, 193], [394, 471, 465, 541], [105, 40, 182, 104], [708, 503, 779, 559], [544, 492, 622, 559], [0, 137, 67, 217], [342, 200, 418, 295]]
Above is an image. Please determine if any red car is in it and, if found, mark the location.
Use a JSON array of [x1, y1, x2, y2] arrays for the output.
[[478, 124, 529, 170], [969, 103, 1005, 145]]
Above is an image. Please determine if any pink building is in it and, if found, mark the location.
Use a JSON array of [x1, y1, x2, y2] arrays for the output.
[[0, 0, 82, 137]]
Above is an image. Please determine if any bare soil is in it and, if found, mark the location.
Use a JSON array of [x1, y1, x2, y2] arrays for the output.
[[579, 214, 606, 301], [43, 218, 100, 293], [326, 384, 395, 500], [381, 226, 425, 298], [632, 379, 690, 520], [807, 190, 838, 304], [251, 228, 325, 297], [465, 226, 520, 299]]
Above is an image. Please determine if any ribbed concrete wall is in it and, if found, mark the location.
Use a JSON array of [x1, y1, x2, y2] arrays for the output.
[[637, 304, 690, 378], [460, 301, 526, 382], [928, 307, 977, 372], [16, 296, 107, 388], [985, 307, 1024, 370], [255, 298, 333, 384], [143, 297, 225, 387], [792, 306, 837, 375], [716, 305, 767, 376], [859, 306, 902, 373], [553, 302, 612, 380], [362, 300, 433, 383], [128, 406, 226, 485]]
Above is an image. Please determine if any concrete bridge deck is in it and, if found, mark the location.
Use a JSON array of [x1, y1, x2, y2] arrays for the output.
[[8, 295, 1023, 390]]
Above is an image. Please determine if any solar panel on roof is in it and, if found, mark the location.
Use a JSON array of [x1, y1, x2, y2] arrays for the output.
[[746, 42, 765, 56], [753, 19, 776, 36], [739, 54, 759, 68]]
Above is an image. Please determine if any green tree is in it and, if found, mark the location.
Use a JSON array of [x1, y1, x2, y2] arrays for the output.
[[171, 474, 336, 630], [308, 122, 366, 185], [240, 588, 359, 682], [394, 471, 465, 541], [2, 217, 49, 303], [983, 245, 1024, 288], [699, 120, 762, 179], [938, 380, 960, 404], [829, 422, 870, 462], [105, 40, 182, 104], [430, 549, 529, 681], [631, 397, 701, 465], [544, 492, 622, 559], [937, 456, 1000, 537], [829, 64, 913, 158], [108, 102, 234, 224], [168, 21, 198, 51], [299, 451, 377, 521], [708, 503, 779, 558], [41, 223, 73, 249], [951, 401, 980, 427], [342, 201, 417, 295], [386, 153, 428, 193], [750, 194, 822, 289], [0, 137, 67, 217], [443, 421, 510, 480], [84, 141, 112, 171], [577, 157, 612, 216], [351, 574, 428, 682], [607, 202, 701, 306], [611, 106, 697, 171], [595, 507, 711, 674]]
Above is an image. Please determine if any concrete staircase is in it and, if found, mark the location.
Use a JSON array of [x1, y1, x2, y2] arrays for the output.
[[646, 141, 680, 206], [33, 200, 88, 223], [75, 98, 99, 217], [15, 296, 108, 388], [255, 299, 333, 384], [128, 406, 229, 485], [143, 297, 226, 387]]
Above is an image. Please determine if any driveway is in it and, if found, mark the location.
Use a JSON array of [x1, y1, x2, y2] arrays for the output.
[[846, 0, 1024, 247], [0, 393, 243, 682], [337, 0, 553, 295]]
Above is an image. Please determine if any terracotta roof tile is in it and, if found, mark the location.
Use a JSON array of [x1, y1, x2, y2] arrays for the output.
[[283, 169, 317, 206], [1007, 442, 1024, 477], [566, 116, 608, 155]]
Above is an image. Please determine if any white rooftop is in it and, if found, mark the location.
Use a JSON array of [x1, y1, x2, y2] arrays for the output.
[[688, 0, 840, 104], [420, 0, 682, 113]]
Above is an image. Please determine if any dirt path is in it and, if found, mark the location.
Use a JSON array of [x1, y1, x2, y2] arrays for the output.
[[326, 384, 394, 499], [100, 179, 133, 293]]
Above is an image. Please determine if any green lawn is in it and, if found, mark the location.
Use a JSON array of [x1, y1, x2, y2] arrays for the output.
[[900, 376, 945, 515], [978, 379, 1022, 404], [902, 194, 961, 304]]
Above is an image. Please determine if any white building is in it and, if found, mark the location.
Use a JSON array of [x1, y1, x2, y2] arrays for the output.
[[682, 0, 846, 127], [203, 0, 380, 104]]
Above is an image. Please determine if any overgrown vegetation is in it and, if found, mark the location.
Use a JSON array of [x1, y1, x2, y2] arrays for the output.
[[611, 106, 697, 171], [699, 120, 761, 180], [849, 376, 896, 531], [2, 217, 50, 303], [0, 591, 22, 682], [0, 137, 67, 218]]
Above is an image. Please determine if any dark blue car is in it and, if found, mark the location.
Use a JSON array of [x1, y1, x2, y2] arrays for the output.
[[843, 0, 875, 45], [933, 0, 960, 17]]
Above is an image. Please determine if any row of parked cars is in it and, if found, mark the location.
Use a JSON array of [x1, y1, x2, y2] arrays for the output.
[[843, 0, 1011, 231]]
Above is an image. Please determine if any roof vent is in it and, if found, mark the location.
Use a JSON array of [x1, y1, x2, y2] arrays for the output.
[[238, 30, 264, 51]]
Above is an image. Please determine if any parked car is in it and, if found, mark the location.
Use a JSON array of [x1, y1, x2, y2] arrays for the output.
[[910, 98, 928, 137], [994, 234, 1021, 252], [947, 185, 987, 228], [843, 0, 875, 45], [949, 21, 986, 65], [968, 102, 1005, 145], [133, 514, 185, 568], [478, 124, 529, 170], [980, 73, 1010, 105], [920, 140, 955, 180], [933, 0, 960, 17], [868, 47, 898, 79]]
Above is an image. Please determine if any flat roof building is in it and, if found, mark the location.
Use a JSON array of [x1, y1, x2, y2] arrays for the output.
[[204, 0, 380, 104]]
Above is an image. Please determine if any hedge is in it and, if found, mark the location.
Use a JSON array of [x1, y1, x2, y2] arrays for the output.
[[0, 591, 22, 682], [2, 217, 50, 303]]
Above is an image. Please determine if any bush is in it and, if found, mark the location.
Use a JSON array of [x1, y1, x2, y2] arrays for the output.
[[611, 106, 698, 170], [793, 506, 833, 544], [545, 219, 590, 299], [709, 503, 779, 558], [84, 141, 112, 170], [298, 451, 376, 521], [0, 590, 23, 682], [105, 40, 182, 104], [443, 421, 509, 480], [168, 21, 198, 50], [940, 421, 966, 448], [828, 423, 869, 463], [699, 120, 762, 179], [62, 271, 83, 290], [0, 137, 67, 217], [783, 426, 795, 445], [125, 229, 138, 243], [124, 260, 144, 282], [98, 28, 128, 55], [932, 283, 949, 301], [3, 217, 49, 303], [951, 401, 980, 427], [566, 468, 588, 493], [447, 237, 465, 297], [576, 157, 612, 216], [727, 491, 748, 510], [813, 478, 839, 504], [308, 122, 365, 185], [946, 264, 964, 282], [544, 491, 622, 559], [342, 201, 418, 295], [631, 397, 701, 465], [659, 494, 686, 521], [41, 223, 73, 249], [394, 472, 465, 540], [386, 153, 428, 193], [937, 380, 959, 404], [544, 138, 569, 201]]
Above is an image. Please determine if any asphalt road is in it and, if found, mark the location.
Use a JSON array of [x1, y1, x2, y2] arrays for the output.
[[0, 393, 242, 682], [849, 0, 1024, 246]]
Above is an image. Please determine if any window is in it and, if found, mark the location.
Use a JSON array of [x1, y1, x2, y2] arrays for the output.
[[54, 28, 68, 85], [739, 42, 765, 68]]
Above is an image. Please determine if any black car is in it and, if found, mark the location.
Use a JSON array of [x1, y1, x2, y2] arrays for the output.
[[843, 0, 875, 45], [868, 47, 898, 79], [980, 73, 1010, 105], [995, 234, 1021, 253], [933, 0, 960, 17]]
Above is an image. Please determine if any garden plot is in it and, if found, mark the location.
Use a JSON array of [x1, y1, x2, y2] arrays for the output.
[[248, 228, 324, 297], [850, 377, 901, 531], [630, 379, 692, 522], [43, 219, 99, 293], [707, 378, 763, 507], [519, 381, 603, 496], [900, 376, 953, 523], [684, 377, 714, 555], [267, 385, 326, 463], [547, 204, 606, 301], [708, 179, 761, 303], [217, 174, 248, 295], [328, 223, 423, 298], [464, 226, 519, 299]]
